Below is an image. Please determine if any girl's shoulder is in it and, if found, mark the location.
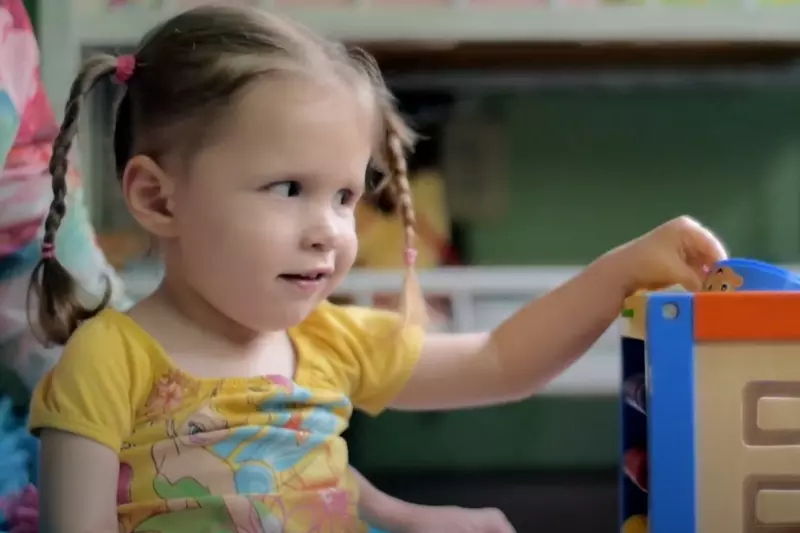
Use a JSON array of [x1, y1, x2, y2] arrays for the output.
[[29, 308, 165, 450], [50, 307, 169, 399], [291, 300, 425, 415], [292, 300, 410, 350], [64, 307, 163, 366]]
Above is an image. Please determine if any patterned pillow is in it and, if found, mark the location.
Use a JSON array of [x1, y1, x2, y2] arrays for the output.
[[0, 0, 130, 392]]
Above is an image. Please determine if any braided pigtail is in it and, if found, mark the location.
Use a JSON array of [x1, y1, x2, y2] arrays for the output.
[[380, 105, 428, 329], [343, 47, 427, 328], [28, 55, 119, 346]]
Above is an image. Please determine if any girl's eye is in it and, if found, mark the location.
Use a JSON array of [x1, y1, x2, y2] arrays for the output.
[[267, 181, 302, 197], [335, 189, 355, 206]]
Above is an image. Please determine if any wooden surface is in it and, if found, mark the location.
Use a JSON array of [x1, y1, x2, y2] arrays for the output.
[[696, 342, 800, 532]]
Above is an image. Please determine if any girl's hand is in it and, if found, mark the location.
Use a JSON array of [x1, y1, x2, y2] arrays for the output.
[[395, 505, 515, 533], [605, 215, 728, 294]]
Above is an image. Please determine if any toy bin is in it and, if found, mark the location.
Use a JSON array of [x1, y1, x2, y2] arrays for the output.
[[619, 259, 800, 533]]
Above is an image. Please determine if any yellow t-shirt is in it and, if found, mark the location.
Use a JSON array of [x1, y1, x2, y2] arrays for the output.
[[29, 301, 423, 533]]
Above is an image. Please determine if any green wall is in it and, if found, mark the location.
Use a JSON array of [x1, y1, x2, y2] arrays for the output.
[[471, 88, 800, 265], [355, 398, 619, 471], [353, 87, 800, 472]]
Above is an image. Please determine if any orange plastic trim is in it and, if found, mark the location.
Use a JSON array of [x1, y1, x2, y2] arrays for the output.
[[695, 292, 800, 341]]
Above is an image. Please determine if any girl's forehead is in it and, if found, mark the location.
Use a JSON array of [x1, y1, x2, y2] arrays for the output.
[[188, 75, 376, 182], [231, 75, 377, 136]]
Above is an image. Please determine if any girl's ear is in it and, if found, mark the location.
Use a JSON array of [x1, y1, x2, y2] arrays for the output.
[[121, 154, 178, 238]]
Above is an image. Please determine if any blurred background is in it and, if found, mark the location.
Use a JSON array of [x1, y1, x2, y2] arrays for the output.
[[25, 0, 800, 530]]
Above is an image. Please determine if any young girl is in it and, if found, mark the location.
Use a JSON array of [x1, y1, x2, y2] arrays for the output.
[[26, 5, 726, 533]]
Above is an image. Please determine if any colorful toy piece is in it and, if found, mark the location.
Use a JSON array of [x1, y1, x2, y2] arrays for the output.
[[704, 258, 800, 292], [622, 448, 648, 492], [620, 258, 800, 533]]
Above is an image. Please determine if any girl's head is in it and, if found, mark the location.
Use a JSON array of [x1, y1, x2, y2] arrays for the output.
[[29, 5, 423, 345]]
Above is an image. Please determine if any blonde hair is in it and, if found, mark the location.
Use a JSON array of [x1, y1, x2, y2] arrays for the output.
[[28, 5, 426, 346]]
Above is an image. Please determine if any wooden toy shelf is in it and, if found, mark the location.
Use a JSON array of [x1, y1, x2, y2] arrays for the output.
[[619, 290, 800, 533]]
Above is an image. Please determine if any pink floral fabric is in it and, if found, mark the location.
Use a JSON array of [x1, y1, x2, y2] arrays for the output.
[[0, 0, 129, 390], [0, 0, 56, 256]]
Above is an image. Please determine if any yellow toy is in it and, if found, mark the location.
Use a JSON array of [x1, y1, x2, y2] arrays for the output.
[[355, 169, 455, 269], [622, 514, 648, 533]]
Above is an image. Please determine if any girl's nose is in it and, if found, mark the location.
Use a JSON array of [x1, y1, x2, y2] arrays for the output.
[[302, 212, 337, 252]]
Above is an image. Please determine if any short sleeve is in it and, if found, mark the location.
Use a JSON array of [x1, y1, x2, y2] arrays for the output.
[[307, 302, 424, 416], [29, 314, 134, 452]]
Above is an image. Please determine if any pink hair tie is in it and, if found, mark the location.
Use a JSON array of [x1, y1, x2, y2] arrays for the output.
[[115, 55, 136, 84], [41, 242, 54, 260], [404, 247, 418, 267]]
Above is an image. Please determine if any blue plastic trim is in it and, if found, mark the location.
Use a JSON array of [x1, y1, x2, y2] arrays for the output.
[[720, 258, 791, 274], [712, 258, 800, 290], [647, 293, 696, 533]]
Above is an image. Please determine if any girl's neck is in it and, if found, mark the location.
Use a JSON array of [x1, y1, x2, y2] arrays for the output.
[[128, 264, 283, 350], [161, 271, 280, 346], [128, 283, 297, 379], [127, 271, 298, 380]]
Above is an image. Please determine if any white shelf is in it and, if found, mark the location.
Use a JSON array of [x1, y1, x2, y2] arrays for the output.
[[74, 4, 800, 46], [120, 265, 584, 300]]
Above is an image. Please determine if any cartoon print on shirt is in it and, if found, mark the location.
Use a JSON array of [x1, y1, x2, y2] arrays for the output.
[[151, 401, 233, 500], [108, 368, 362, 533], [142, 369, 202, 422], [145, 387, 281, 532]]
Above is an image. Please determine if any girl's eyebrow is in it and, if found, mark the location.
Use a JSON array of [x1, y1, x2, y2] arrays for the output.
[[249, 171, 311, 185], [254, 172, 365, 191]]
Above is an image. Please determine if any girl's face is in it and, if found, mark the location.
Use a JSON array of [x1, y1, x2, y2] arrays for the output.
[[151, 75, 375, 333]]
